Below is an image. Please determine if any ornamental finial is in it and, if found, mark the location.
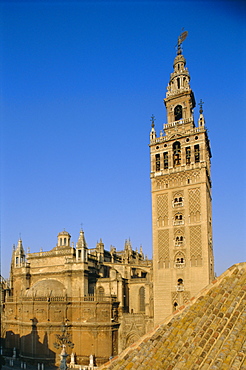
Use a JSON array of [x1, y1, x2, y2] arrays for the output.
[[199, 99, 204, 114], [150, 114, 156, 127]]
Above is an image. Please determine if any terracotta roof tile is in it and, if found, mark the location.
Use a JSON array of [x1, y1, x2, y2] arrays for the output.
[[99, 263, 246, 370]]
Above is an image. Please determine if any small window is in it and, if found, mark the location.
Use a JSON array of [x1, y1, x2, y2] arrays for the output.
[[177, 77, 180, 89], [194, 144, 200, 162], [175, 252, 185, 268], [175, 214, 182, 221], [186, 147, 191, 164], [173, 141, 181, 166], [64, 238, 67, 246], [155, 154, 160, 171], [175, 235, 184, 246], [173, 196, 183, 207], [174, 105, 182, 121], [164, 152, 168, 169]]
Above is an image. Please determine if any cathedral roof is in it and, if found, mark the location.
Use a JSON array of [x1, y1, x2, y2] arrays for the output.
[[100, 263, 246, 369]]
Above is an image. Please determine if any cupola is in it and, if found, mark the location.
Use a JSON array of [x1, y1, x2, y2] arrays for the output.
[[57, 230, 71, 247]]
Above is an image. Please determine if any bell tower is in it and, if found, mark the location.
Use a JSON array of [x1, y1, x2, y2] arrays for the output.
[[150, 32, 214, 325]]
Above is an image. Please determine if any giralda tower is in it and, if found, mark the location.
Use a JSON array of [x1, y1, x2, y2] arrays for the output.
[[149, 33, 214, 324]]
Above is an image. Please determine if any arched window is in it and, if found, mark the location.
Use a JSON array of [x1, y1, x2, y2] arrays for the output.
[[194, 144, 200, 162], [173, 195, 183, 207], [186, 147, 191, 164], [177, 278, 184, 291], [174, 213, 184, 225], [155, 154, 160, 171], [173, 302, 178, 311], [173, 141, 181, 166], [177, 78, 180, 89], [174, 105, 182, 121], [139, 287, 145, 312], [175, 235, 184, 246], [175, 252, 185, 268], [163, 152, 168, 169]]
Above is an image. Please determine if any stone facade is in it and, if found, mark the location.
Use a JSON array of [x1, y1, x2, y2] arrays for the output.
[[2, 231, 153, 367]]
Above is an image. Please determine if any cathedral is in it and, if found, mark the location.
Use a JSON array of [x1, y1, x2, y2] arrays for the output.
[[1, 33, 214, 368]]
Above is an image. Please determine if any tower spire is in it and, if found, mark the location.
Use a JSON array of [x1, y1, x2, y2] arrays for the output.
[[150, 34, 213, 325]]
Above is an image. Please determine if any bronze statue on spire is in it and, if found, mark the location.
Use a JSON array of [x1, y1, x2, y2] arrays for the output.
[[177, 30, 188, 55]]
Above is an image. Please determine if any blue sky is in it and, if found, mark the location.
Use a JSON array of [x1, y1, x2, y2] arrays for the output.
[[1, 0, 245, 278]]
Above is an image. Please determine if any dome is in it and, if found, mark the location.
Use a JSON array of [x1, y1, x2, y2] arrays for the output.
[[26, 279, 66, 297]]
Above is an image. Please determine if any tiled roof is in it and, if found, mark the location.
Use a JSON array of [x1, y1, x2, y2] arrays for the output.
[[100, 263, 246, 370]]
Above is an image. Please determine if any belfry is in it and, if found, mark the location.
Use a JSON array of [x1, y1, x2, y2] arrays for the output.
[[150, 32, 214, 324]]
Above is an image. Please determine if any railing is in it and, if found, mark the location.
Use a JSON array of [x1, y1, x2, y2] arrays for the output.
[[150, 123, 206, 145], [176, 285, 184, 291], [6, 294, 118, 303], [164, 117, 193, 129], [173, 202, 183, 208], [173, 220, 184, 226], [175, 241, 184, 247], [175, 262, 185, 269]]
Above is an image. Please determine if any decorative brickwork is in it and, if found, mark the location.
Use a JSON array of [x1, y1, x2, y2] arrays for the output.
[[172, 290, 190, 307], [157, 229, 169, 269], [190, 225, 202, 265], [189, 187, 201, 222], [156, 194, 168, 227], [155, 171, 201, 190]]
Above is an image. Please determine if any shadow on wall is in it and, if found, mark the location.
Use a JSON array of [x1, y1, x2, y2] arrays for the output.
[[4, 318, 56, 364]]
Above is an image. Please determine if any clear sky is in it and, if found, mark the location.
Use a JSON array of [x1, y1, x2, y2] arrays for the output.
[[1, 0, 245, 279]]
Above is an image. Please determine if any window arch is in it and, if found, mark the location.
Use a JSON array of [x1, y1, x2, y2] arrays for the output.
[[155, 154, 160, 171], [174, 213, 184, 225], [173, 194, 183, 207], [173, 141, 181, 166], [194, 144, 200, 162], [177, 278, 184, 291], [174, 105, 182, 120], [175, 252, 185, 268], [175, 235, 184, 246], [173, 302, 178, 311], [163, 152, 168, 169]]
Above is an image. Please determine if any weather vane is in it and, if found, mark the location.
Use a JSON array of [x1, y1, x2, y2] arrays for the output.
[[177, 30, 188, 55], [150, 114, 156, 127], [199, 99, 204, 114]]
